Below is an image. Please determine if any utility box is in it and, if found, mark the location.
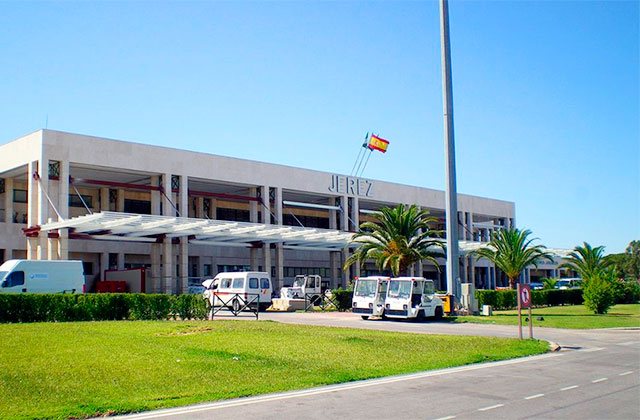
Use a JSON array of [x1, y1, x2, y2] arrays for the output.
[[461, 283, 478, 314], [482, 305, 493, 316]]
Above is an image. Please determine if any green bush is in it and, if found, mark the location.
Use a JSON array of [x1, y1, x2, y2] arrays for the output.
[[611, 279, 640, 304], [331, 289, 353, 311], [583, 273, 615, 314], [476, 288, 584, 310], [0, 293, 209, 323]]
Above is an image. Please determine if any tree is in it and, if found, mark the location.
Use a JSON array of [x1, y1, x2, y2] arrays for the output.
[[344, 204, 445, 277], [582, 270, 616, 314], [561, 242, 609, 280], [472, 228, 553, 289], [623, 240, 640, 279]]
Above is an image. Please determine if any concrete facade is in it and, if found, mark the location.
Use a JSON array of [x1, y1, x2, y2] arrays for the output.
[[0, 129, 526, 293]]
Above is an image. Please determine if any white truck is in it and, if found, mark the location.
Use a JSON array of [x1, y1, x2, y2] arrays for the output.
[[0, 259, 86, 294], [351, 276, 390, 320], [280, 274, 322, 302], [203, 271, 272, 312], [384, 277, 444, 321]]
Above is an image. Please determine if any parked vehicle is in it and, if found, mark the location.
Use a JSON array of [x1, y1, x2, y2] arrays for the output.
[[203, 272, 272, 312], [281, 275, 323, 302], [0, 259, 85, 294], [384, 277, 444, 320], [352, 276, 390, 320], [555, 278, 582, 290], [529, 282, 544, 290]]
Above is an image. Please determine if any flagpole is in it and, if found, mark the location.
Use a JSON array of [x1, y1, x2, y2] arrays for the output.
[[440, 0, 460, 306]]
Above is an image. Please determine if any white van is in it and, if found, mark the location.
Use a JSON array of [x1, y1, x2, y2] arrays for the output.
[[384, 277, 444, 320], [352, 276, 390, 320], [0, 260, 86, 294], [203, 272, 272, 312]]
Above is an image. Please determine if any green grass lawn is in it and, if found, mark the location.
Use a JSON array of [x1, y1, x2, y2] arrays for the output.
[[0, 320, 547, 419], [454, 303, 640, 329]]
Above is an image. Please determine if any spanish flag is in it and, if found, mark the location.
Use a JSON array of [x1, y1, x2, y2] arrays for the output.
[[368, 134, 389, 153]]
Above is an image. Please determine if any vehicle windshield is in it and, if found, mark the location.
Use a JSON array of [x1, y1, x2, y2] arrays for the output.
[[354, 280, 377, 297], [556, 280, 570, 287], [292, 276, 305, 287], [0, 271, 7, 281], [388, 280, 412, 299]]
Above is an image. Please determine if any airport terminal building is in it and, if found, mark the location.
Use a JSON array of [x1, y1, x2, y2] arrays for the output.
[[0, 130, 562, 293]]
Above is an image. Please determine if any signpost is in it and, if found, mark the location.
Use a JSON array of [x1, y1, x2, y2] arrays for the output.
[[517, 283, 533, 339]]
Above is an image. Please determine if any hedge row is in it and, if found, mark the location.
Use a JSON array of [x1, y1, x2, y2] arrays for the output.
[[476, 289, 584, 310], [0, 294, 208, 323], [331, 289, 354, 311]]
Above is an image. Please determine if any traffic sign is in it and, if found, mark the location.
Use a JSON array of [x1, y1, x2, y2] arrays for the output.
[[519, 284, 531, 309]]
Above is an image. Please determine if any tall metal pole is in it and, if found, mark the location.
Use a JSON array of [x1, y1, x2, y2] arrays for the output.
[[439, 0, 460, 303]]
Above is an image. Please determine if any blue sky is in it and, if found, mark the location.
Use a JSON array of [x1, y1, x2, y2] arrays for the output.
[[1, 1, 638, 253]]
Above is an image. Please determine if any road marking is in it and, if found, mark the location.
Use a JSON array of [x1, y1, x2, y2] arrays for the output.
[[592, 378, 608, 383], [619, 371, 634, 376], [580, 347, 605, 353], [433, 416, 456, 420], [525, 393, 544, 400], [478, 404, 504, 411], [116, 352, 564, 419], [560, 385, 579, 391], [618, 341, 637, 346]]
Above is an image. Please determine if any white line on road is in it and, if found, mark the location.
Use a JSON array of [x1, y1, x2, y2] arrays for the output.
[[118, 352, 563, 419], [478, 404, 504, 411], [618, 341, 637, 346], [524, 394, 545, 400], [619, 371, 634, 376], [560, 385, 579, 391], [592, 378, 608, 383], [580, 347, 605, 353], [433, 416, 456, 420]]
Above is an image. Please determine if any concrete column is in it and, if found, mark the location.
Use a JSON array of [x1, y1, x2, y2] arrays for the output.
[[4, 178, 13, 223], [36, 160, 49, 260], [47, 229, 57, 260], [100, 188, 110, 212], [196, 197, 205, 219], [462, 256, 469, 283], [261, 185, 270, 224], [180, 238, 188, 294], [117, 252, 125, 270], [275, 187, 282, 225], [275, 243, 284, 290], [210, 198, 217, 219], [179, 176, 189, 293], [163, 239, 173, 294], [469, 255, 476, 287], [249, 188, 258, 222], [116, 189, 125, 213], [57, 162, 69, 260], [150, 176, 161, 215], [409, 264, 415, 276], [150, 243, 161, 293], [250, 245, 260, 271], [162, 174, 172, 216], [350, 197, 359, 232], [340, 195, 348, 231], [263, 243, 271, 277], [418, 260, 424, 277], [330, 251, 340, 288], [469, 212, 474, 241], [329, 197, 337, 230]]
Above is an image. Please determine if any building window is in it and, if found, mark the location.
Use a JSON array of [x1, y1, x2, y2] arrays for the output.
[[82, 262, 93, 275], [216, 208, 250, 222], [217, 264, 250, 273], [69, 194, 93, 208], [0, 178, 4, 194], [48, 161, 60, 180], [124, 199, 151, 215], [171, 175, 180, 190], [13, 189, 27, 204], [203, 264, 212, 277]]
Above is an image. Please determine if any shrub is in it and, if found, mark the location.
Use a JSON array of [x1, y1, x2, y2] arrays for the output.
[[611, 279, 640, 304], [171, 294, 208, 320], [331, 289, 353, 311], [583, 273, 615, 314], [476, 288, 583, 310]]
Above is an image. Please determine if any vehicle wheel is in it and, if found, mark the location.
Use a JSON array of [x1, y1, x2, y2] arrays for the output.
[[416, 310, 426, 322], [259, 303, 269, 312], [311, 295, 321, 306], [232, 298, 241, 313], [361, 315, 370, 320], [381, 313, 388, 320], [434, 306, 443, 320]]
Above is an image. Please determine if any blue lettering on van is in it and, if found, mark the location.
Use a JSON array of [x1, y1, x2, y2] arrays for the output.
[[29, 273, 49, 280]]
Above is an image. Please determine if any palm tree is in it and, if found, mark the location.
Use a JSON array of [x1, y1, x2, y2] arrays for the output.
[[344, 204, 445, 277], [561, 242, 609, 280], [472, 228, 553, 289]]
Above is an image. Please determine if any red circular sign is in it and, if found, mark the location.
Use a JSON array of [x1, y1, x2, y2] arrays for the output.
[[520, 284, 531, 308]]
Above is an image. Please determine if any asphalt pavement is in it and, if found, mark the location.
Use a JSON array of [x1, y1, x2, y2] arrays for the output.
[[117, 312, 640, 420]]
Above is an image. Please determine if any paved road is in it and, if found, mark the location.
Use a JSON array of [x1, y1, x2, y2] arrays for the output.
[[118, 312, 640, 420]]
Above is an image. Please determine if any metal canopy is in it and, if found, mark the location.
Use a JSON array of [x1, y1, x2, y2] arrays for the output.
[[36, 211, 354, 251]]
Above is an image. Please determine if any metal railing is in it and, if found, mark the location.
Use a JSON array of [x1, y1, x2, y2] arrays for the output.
[[209, 292, 260, 319], [304, 291, 339, 312]]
